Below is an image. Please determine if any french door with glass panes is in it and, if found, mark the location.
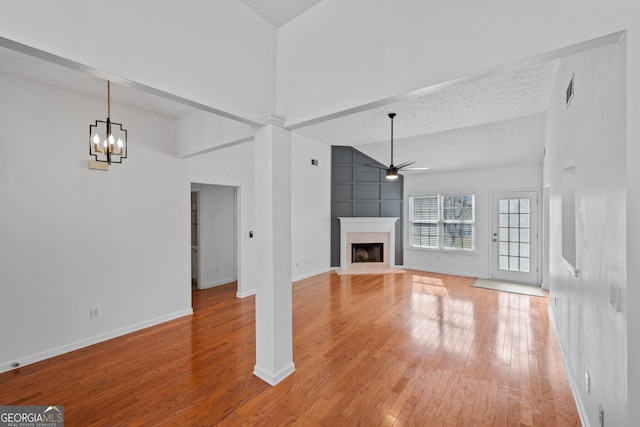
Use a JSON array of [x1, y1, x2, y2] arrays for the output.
[[491, 191, 539, 284]]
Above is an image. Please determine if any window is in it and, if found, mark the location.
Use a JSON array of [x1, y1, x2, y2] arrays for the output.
[[498, 197, 531, 272], [410, 194, 475, 251], [410, 195, 439, 249]]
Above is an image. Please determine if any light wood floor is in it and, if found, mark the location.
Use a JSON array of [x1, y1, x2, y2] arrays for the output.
[[0, 270, 580, 426]]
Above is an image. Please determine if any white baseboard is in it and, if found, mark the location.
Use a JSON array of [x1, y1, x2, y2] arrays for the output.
[[236, 289, 255, 298], [548, 306, 589, 427], [292, 267, 332, 282], [253, 362, 296, 386], [0, 308, 193, 374], [402, 264, 488, 279], [200, 277, 237, 290], [235, 268, 333, 298], [236, 268, 332, 298]]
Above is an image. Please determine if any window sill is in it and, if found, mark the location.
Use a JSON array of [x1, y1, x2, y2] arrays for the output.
[[408, 246, 477, 255]]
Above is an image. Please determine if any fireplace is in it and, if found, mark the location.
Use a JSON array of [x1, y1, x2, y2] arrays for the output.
[[337, 217, 402, 274], [352, 243, 384, 263]]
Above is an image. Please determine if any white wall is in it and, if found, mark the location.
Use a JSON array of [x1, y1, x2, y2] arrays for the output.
[[277, 0, 631, 126], [0, 73, 263, 372], [627, 25, 640, 427], [177, 111, 253, 158], [194, 185, 237, 289], [291, 133, 331, 281], [0, 74, 192, 373], [544, 41, 627, 426], [185, 142, 256, 298], [186, 131, 333, 289], [0, 0, 277, 123], [404, 164, 542, 279]]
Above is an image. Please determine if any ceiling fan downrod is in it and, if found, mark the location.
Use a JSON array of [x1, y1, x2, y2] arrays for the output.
[[389, 112, 396, 167]]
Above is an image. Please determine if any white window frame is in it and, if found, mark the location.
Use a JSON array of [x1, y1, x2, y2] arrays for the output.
[[409, 193, 476, 252], [409, 195, 440, 249]]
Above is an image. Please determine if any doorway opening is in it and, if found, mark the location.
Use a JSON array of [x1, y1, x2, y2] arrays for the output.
[[191, 190, 199, 289], [190, 183, 239, 299]]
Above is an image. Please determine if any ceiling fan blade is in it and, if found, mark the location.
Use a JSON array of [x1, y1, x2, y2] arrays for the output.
[[364, 164, 389, 170], [401, 167, 430, 171], [395, 161, 415, 170]]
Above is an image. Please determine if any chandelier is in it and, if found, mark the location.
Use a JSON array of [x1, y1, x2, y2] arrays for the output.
[[89, 81, 127, 167]]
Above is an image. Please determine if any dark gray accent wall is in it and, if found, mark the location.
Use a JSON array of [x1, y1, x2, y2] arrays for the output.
[[331, 146, 404, 267]]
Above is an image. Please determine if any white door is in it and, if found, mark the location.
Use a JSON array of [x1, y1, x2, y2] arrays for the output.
[[492, 191, 539, 284]]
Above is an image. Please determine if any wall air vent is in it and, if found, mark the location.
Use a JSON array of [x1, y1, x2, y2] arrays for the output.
[[566, 74, 574, 107]]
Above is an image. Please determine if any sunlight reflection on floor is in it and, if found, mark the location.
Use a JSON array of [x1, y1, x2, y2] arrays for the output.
[[409, 274, 476, 356], [411, 274, 448, 297]]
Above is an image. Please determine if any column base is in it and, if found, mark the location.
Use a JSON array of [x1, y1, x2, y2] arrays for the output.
[[253, 362, 296, 386]]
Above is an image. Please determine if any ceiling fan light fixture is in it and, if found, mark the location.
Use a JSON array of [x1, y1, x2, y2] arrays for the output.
[[364, 112, 414, 179]]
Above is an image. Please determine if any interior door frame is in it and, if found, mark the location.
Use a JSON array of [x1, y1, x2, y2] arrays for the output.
[[190, 183, 240, 296], [490, 189, 541, 285], [191, 188, 201, 289]]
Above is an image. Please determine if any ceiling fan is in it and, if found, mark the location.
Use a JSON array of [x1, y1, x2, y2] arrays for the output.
[[366, 113, 415, 180]]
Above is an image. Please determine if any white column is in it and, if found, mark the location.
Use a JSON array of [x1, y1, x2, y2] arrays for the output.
[[252, 113, 295, 385]]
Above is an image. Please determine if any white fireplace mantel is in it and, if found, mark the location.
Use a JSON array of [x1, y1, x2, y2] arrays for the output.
[[338, 217, 400, 273]]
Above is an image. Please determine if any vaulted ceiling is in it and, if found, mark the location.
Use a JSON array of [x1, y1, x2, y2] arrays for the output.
[[0, 0, 560, 173], [295, 60, 557, 172], [239, 0, 323, 27]]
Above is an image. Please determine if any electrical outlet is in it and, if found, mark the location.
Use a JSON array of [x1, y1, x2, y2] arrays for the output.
[[585, 370, 591, 393], [90, 306, 101, 319]]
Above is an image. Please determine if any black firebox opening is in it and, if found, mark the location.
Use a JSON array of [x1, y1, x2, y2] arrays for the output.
[[351, 243, 384, 263]]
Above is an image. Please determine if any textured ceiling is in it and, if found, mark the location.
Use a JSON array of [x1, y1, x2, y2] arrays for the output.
[[240, 0, 323, 27], [294, 60, 558, 146], [356, 113, 547, 173]]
